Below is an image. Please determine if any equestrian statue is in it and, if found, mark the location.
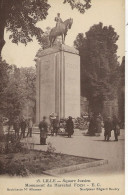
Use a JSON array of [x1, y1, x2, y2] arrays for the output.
[[49, 13, 73, 47]]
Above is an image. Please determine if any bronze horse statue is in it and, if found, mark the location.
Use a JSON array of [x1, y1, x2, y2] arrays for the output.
[[49, 18, 73, 47]]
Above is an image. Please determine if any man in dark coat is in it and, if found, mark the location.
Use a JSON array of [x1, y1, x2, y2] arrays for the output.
[[104, 117, 112, 141], [20, 117, 26, 138], [112, 115, 120, 141], [39, 116, 48, 145], [66, 116, 74, 138]]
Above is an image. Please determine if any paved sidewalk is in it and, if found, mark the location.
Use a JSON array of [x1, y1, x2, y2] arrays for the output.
[[24, 129, 125, 175]]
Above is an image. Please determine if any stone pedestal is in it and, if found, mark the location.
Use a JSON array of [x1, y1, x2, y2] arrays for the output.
[[36, 44, 80, 124]]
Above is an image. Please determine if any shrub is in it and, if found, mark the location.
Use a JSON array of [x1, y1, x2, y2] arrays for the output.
[[0, 133, 24, 154], [0, 160, 6, 174], [5, 161, 30, 176]]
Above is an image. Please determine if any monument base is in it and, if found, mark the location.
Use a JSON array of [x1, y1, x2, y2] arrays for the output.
[[36, 44, 80, 124]]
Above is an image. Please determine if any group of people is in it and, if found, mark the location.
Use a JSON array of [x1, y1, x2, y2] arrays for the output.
[[38, 116, 74, 145], [104, 116, 120, 141], [13, 117, 33, 139], [38, 113, 121, 145], [88, 113, 121, 141]]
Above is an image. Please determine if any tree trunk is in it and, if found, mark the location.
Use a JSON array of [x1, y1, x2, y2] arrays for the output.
[[0, 0, 9, 57], [0, 25, 5, 57]]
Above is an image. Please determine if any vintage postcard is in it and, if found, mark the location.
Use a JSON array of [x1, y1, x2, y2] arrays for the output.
[[0, 0, 125, 194]]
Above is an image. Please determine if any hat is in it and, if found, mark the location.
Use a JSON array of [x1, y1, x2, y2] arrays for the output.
[[50, 112, 57, 117]]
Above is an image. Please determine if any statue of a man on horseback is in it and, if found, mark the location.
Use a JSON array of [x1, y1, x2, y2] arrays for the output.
[[55, 13, 63, 28], [49, 13, 73, 47]]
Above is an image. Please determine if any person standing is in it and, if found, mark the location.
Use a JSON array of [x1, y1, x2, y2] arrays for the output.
[[20, 117, 26, 138], [113, 115, 120, 141], [96, 116, 102, 134], [104, 117, 112, 141], [27, 118, 33, 137], [13, 116, 20, 139], [52, 116, 59, 136], [66, 116, 74, 138], [39, 116, 48, 145]]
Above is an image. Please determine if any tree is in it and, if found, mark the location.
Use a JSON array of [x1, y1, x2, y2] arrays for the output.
[[118, 56, 125, 124], [0, 58, 12, 116], [74, 22, 120, 114], [19, 67, 36, 121], [0, 58, 11, 95], [0, 0, 50, 56], [0, 0, 91, 57], [0, 65, 24, 123], [0, 58, 10, 134], [63, 0, 91, 13], [0, 62, 36, 123]]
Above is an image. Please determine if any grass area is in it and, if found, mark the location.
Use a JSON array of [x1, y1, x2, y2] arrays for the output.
[[0, 150, 98, 176]]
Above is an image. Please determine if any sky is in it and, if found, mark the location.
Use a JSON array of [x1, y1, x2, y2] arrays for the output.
[[2, 0, 125, 67]]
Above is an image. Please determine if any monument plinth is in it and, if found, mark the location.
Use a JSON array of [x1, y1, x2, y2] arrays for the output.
[[36, 44, 80, 123]]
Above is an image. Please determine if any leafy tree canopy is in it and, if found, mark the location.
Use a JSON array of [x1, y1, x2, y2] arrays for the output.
[[0, 57, 11, 94], [0, 0, 91, 56], [0, 60, 36, 123], [118, 56, 125, 123], [74, 22, 120, 113], [63, 0, 91, 13]]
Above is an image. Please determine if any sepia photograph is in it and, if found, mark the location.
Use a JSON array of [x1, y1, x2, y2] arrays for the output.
[[0, 0, 125, 194]]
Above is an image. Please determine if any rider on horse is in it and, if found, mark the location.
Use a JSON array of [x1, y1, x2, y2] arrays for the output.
[[54, 13, 68, 35], [55, 13, 63, 28], [49, 13, 73, 46]]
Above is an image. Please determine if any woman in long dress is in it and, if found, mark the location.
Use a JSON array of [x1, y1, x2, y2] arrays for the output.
[[66, 116, 74, 138]]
